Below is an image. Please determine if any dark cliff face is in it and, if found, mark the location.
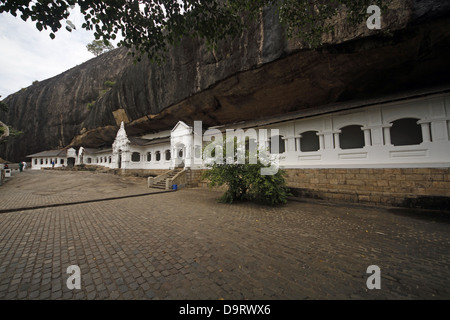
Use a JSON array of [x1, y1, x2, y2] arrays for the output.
[[1, 0, 450, 162], [0, 48, 133, 161]]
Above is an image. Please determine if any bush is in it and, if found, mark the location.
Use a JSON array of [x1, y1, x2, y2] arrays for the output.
[[87, 101, 96, 110], [0, 101, 7, 112], [203, 162, 290, 206], [201, 139, 290, 205], [104, 80, 116, 88]]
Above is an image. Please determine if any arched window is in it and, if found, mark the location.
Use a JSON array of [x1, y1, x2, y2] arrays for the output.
[[40, 159, 43, 165], [131, 152, 141, 162], [156, 151, 161, 162], [60, 159, 64, 165], [269, 135, 285, 154], [109, 157, 112, 164], [339, 125, 365, 149], [34, 159, 37, 165], [87, 158, 92, 164], [390, 118, 423, 146], [165, 150, 171, 161], [300, 131, 320, 152], [147, 152, 152, 162]]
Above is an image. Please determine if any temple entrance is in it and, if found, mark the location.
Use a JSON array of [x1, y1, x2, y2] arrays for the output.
[[118, 151, 122, 169], [174, 143, 185, 168], [67, 157, 76, 168]]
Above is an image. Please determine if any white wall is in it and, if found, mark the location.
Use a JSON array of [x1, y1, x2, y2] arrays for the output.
[[31, 157, 66, 170], [35, 93, 450, 172], [125, 144, 172, 170], [258, 94, 450, 168]]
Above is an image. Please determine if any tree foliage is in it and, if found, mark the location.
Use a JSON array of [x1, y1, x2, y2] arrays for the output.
[[0, 0, 386, 62], [0, 101, 7, 113], [0, 124, 23, 142], [202, 138, 290, 205], [86, 39, 115, 56]]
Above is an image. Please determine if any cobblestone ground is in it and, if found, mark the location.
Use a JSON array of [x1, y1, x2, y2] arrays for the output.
[[0, 170, 449, 300]]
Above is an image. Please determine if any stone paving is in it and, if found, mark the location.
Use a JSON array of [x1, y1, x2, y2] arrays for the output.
[[0, 170, 160, 212], [0, 169, 449, 300]]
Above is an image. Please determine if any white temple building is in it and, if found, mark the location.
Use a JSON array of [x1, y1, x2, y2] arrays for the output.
[[27, 89, 450, 207], [31, 91, 450, 169]]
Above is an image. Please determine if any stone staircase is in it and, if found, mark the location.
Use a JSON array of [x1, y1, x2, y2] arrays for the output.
[[151, 168, 182, 190]]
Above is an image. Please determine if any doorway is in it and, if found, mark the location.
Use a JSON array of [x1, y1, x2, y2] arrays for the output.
[[67, 157, 76, 168]]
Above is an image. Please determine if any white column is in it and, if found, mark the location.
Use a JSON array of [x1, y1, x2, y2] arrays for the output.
[[333, 132, 341, 149], [287, 137, 296, 152], [363, 128, 372, 147], [318, 133, 325, 150], [281, 136, 293, 152], [419, 121, 431, 143], [297, 136, 302, 152], [383, 125, 392, 145], [430, 120, 448, 141]]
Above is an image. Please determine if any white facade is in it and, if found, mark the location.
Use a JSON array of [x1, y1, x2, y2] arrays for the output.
[[29, 93, 450, 171], [262, 94, 450, 168], [29, 148, 77, 170], [170, 121, 198, 169], [109, 122, 172, 170]]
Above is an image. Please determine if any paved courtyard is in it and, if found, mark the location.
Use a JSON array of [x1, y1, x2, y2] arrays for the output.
[[0, 169, 449, 300]]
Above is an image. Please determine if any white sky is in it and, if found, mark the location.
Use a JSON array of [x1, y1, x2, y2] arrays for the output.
[[0, 8, 108, 100]]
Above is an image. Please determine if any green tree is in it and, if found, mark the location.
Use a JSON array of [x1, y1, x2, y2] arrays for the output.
[[0, 0, 386, 62], [86, 39, 115, 56], [0, 100, 7, 113], [202, 138, 290, 205]]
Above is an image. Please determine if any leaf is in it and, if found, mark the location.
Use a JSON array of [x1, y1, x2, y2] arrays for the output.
[[66, 20, 76, 30]]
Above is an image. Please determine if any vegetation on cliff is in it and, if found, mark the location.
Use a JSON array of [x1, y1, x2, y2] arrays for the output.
[[0, 0, 386, 61]]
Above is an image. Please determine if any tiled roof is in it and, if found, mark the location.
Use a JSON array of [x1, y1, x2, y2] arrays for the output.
[[129, 136, 170, 146], [83, 148, 112, 155]]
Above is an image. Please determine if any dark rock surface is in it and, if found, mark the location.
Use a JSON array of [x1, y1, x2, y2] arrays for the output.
[[1, 1, 450, 162], [0, 48, 133, 161]]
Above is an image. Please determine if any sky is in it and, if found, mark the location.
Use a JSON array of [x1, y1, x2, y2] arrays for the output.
[[0, 8, 106, 100]]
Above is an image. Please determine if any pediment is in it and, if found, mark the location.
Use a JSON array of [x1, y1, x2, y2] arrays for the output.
[[171, 121, 191, 133]]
